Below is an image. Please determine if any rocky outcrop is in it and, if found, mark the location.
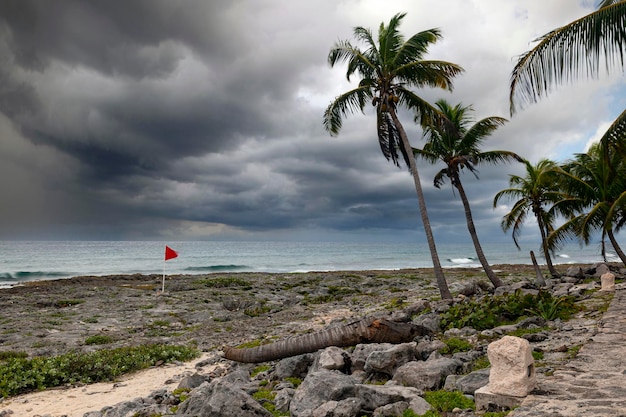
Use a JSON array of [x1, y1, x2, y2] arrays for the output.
[[73, 263, 623, 417]]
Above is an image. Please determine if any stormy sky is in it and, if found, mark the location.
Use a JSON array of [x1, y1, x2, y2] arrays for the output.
[[0, 0, 624, 245]]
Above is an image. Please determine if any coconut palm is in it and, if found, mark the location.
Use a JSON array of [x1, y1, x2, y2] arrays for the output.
[[493, 159, 566, 277], [414, 100, 522, 288], [223, 316, 429, 363], [509, 0, 626, 114], [551, 142, 626, 265], [323, 13, 463, 300]]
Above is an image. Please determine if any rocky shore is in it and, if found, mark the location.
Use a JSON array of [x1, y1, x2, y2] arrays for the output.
[[0, 263, 622, 416]]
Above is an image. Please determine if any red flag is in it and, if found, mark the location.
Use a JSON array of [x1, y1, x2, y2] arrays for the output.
[[165, 245, 178, 261]]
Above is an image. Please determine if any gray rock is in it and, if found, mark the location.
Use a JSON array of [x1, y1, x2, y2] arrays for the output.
[[274, 387, 295, 413], [290, 370, 357, 417], [415, 339, 446, 360], [351, 343, 393, 371], [372, 401, 409, 417], [413, 312, 441, 333], [311, 397, 363, 417], [316, 346, 348, 371], [444, 327, 478, 337], [444, 368, 490, 394], [564, 266, 584, 279], [402, 300, 431, 317], [363, 343, 416, 376], [176, 379, 272, 417], [177, 373, 212, 390], [355, 384, 426, 410], [593, 263, 611, 277], [392, 354, 462, 391], [273, 353, 314, 379]]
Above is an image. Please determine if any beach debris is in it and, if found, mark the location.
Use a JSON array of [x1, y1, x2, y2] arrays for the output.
[[223, 317, 430, 363]]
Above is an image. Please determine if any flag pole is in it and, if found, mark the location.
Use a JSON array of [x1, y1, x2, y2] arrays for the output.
[[162, 245, 178, 293], [162, 257, 166, 293]]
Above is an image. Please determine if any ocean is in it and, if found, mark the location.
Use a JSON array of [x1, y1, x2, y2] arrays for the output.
[[0, 240, 617, 288]]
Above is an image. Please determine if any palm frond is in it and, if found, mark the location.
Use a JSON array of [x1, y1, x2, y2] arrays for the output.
[[433, 169, 449, 189], [398, 60, 463, 89], [376, 109, 407, 167], [463, 117, 508, 146], [328, 40, 377, 81], [473, 150, 524, 166], [599, 107, 626, 154], [323, 86, 371, 135], [510, 1, 626, 113], [393, 29, 441, 68]]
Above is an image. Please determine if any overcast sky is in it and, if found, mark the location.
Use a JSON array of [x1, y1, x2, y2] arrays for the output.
[[1, 0, 624, 246]]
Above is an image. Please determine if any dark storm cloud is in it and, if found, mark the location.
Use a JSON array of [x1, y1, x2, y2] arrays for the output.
[[0, 0, 621, 243]]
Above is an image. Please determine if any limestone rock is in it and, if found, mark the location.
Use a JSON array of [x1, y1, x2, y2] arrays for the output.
[[290, 370, 357, 417], [601, 272, 616, 291], [176, 379, 272, 417], [392, 354, 462, 391], [317, 346, 348, 371], [484, 335, 535, 397], [350, 343, 393, 371], [364, 343, 416, 376]]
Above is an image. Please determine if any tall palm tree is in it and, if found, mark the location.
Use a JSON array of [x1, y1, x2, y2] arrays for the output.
[[414, 100, 522, 288], [551, 142, 626, 265], [509, 0, 626, 114], [323, 13, 463, 300], [493, 159, 565, 277]]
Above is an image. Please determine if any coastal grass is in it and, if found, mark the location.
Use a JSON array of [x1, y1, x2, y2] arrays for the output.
[[0, 343, 199, 398]]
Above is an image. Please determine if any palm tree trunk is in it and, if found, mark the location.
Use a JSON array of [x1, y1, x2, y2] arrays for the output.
[[453, 178, 503, 288], [536, 212, 559, 277], [389, 110, 452, 299], [606, 228, 626, 265], [223, 317, 429, 363]]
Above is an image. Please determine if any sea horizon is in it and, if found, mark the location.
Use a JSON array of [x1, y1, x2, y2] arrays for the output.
[[0, 240, 617, 288]]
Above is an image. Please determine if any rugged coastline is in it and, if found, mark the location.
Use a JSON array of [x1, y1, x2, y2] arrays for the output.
[[0, 264, 622, 416]]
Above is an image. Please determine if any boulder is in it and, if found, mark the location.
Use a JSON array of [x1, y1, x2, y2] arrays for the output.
[[290, 370, 357, 417], [601, 272, 616, 291], [444, 368, 490, 394], [355, 384, 430, 414], [316, 346, 348, 371], [391, 353, 462, 391], [273, 353, 314, 380], [176, 379, 272, 417], [351, 343, 393, 371], [482, 336, 535, 397], [311, 397, 363, 417], [364, 343, 416, 376]]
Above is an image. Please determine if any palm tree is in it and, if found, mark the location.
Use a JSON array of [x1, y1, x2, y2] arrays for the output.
[[551, 142, 626, 265], [414, 100, 522, 288], [323, 13, 464, 300], [493, 159, 565, 277], [509, 0, 626, 114], [223, 316, 429, 363]]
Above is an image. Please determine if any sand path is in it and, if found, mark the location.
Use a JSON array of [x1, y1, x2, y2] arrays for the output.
[[0, 353, 215, 417]]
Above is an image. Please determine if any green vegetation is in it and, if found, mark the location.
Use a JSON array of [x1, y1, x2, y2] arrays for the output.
[[194, 276, 252, 289], [441, 289, 579, 331], [244, 303, 272, 317], [84, 335, 115, 345], [252, 388, 289, 416], [251, 365, 271, 377], [53, 299, 84, 308], [439, 337, 473, 355], [0, 344, 199, 398], [0, 351, 28, 361], [422, 390, 475, 414]]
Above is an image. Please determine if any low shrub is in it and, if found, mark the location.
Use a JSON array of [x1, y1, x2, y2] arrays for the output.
[[0, 344, 199, 398], [441, 290, 579, 331]]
